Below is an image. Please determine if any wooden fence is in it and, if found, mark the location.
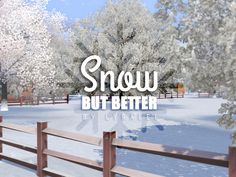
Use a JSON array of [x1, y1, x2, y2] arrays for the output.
[[2, 95, 69, 106], [158, 92, 184, 99], [198, 92, 211, 98], [3, 93, 182, 107], [0, 117, 235, 177]]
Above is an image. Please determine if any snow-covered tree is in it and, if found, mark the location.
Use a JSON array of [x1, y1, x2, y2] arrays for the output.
[[216, 1, 236, 142], [154, 0, 187, 90], [0, 0, 57, 110], [178, 0, 236, 142], [179, 0, 233, 93], [68, 0, 181, 96], [48, 11, 73, 95]]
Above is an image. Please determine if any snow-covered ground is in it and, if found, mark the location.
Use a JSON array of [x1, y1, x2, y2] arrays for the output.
[[0, 93, 231, 177]]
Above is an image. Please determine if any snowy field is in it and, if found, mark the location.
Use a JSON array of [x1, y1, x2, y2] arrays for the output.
[[0, 93, 231, 177]]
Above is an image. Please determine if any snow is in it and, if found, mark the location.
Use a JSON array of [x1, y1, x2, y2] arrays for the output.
[[0, 94, 231, 177]]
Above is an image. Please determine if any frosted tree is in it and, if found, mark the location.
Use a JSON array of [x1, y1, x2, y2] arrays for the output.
[[48, 11, 73, 95], [0, 0, 56, 110], [180, 0, 232, 94], [69, 0, 181, 96], [216, 1, 236, 142], [179, 0, 236, 142], [154, 0, 186, 91]]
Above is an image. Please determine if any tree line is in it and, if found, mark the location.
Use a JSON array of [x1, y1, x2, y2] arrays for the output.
[[0, 0, 235, 141]]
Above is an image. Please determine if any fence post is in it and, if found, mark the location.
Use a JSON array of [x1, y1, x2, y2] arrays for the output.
[[67, 94, 69, 104], [37, 122, 48, 177], [103, 131, 116, 177], [229, 146, 236, 177], [0, 116, 2, 160], [52, 95, 55, 104], [37, 96, 40, 105], [20, 96, 23, 106]]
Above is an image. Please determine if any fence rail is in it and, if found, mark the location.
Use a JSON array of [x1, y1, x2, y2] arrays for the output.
[[3, 93, 182, 107], [198, 92, 211, 98], [0, 117, 235, 177], [1, 95, 70, 106], [112, 138, 228, 167], [158, 92, 184, 99], [0, 117, 37, 171]]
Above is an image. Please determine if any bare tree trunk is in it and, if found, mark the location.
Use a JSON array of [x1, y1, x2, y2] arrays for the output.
[[119, 90, 123, 98], [1, 81, 8, 111], [16, 85, 21, 98]]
